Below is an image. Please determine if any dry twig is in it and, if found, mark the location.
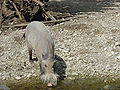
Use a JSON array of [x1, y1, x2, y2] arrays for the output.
[[42, 9, 56, 21], [8, 0, 22, 20]]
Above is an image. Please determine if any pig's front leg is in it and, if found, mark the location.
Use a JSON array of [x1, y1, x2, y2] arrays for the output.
[[28, 48, 33, 62], [39, 63, 45, 75]]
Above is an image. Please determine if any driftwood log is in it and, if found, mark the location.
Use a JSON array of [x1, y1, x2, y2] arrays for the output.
[[2, 15, 87, 28]]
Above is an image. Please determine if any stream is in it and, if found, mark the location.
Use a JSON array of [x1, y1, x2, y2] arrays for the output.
[[1, 76, 120, 90]]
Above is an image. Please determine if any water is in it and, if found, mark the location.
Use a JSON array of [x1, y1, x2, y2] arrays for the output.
[[1, 76, 120, 90]]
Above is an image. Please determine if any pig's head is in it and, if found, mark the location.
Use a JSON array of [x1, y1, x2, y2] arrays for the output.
[[40, 59, 58, 86]]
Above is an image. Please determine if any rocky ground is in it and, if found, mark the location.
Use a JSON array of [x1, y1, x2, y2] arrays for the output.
[[0, 0, 120, 81]]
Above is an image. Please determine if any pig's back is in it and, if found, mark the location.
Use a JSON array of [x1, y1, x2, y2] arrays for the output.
[[26, 21, 52, 40], [25, 21, 54, 54]]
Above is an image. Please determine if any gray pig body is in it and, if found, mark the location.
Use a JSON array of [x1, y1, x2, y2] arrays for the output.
[[25, 21, 57, 85]]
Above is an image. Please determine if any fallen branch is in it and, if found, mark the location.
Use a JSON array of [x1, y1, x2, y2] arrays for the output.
[[8, 0, 22, 20], [2, 19, 68, 28], [0, 1, 2, 28], [2, 15, 87, 28], [43, 9, 56, 21]]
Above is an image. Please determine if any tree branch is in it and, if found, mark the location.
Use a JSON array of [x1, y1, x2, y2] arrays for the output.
[[8, 0, 22, 20]]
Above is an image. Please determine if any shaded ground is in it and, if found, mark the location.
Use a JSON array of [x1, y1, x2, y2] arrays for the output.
[[48, 0, 120, 14]]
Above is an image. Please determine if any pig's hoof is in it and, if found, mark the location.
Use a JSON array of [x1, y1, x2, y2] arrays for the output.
[[47, 83, 53, 87], [29, 58, 38, 62], [29, 60, 34, 64]]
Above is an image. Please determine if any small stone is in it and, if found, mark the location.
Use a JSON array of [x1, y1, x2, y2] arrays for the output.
[[15, 76, 21, 80], [103, 85, 112, 90], [0, 85, 10, 90], [116, 54, 120, 60], [115, 42, 120, 46], [8, 48, 11, 51], [27, 73, 32, 78], [33, 74, 37, 77], [10, 22, 14, 25], [2, 77, 6, 80], [67, 77, 74, 80], [0, 31, 2, 34]]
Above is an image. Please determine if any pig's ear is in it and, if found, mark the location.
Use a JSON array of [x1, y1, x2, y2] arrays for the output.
[[54, 54, 63, 61], [41, 60, 48, 69], [53, 59, 57, 63], [42, 53, 48, 60], [53, 55, 57, 62]]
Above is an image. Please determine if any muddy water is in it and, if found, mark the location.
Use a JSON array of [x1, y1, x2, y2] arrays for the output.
[[1, 76, 120, 90]]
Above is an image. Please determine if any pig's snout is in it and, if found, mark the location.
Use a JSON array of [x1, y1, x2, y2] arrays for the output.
[[47, 83, 53, 87]]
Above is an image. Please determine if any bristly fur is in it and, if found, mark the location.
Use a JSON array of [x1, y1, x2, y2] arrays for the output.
[[41, 73, 59, 85]]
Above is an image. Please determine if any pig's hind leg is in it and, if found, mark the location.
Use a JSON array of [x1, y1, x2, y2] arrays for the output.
[[28, 47, 38, 62], [28, 47, 33, 62]]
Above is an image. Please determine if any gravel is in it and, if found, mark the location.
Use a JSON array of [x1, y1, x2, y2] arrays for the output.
[[0, 1, 120, 81]]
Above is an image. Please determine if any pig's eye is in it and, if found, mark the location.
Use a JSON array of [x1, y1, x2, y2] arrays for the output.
[[45, 64, 47, 67]]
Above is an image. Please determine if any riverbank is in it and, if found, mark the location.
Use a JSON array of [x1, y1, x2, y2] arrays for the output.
[[0, 0, 120, 89], [1, 76, 120, 90]]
